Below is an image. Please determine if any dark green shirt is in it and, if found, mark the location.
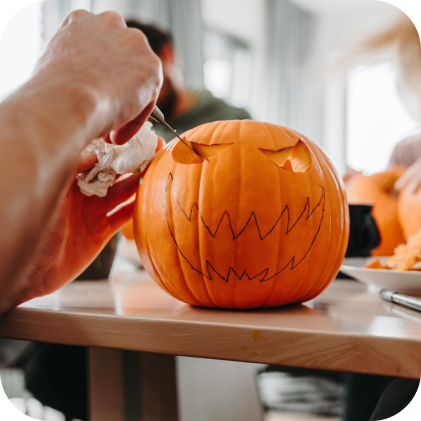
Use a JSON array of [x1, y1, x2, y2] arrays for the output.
[[152, 89, 252, 142]]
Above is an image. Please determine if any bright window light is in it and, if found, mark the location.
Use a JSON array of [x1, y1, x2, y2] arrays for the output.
[[204, 59, 233, 99], [0, 2, 43, 101], [203, 28, 252, 108], [346, 63, 419, 174]]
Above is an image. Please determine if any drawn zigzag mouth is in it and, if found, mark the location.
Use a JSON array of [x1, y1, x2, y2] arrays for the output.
[[165, 173, 326, 282]]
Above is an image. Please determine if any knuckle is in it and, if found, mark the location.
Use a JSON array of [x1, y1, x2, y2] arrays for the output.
[[61, 9, 89, 26], [99, 11, 125, 26], [70, 9, 88, 18], [138, 49, 161, 69], [151, 55, 163, 75], [153, 54, 162, 68], [127, 27, 147, 41], [121, 28, 149, 48]]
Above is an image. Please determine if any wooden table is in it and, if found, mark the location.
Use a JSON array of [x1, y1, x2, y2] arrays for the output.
[[1, 260, 421, 420]]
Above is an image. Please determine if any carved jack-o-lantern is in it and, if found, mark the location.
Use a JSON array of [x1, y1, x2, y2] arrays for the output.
[[134, 121, 349, 309]]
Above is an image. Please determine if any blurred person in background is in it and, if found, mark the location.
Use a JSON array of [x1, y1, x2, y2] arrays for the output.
[[343, 16, 421, 421], [126, 20, 251, 142], [344, 131, 421, 192], [22, 20, 251, 421], [344, 16, 421, 195], [390, 131, 421, 193], [389, 132, 421, 169], [261, 16, 421, 421]]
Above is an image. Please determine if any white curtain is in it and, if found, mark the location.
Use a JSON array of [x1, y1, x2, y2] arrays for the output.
[[42, 0, 203, 87], [265, 0, 322, 143]]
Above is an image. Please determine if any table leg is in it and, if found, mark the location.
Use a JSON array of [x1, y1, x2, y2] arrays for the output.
[[88, 348, 263, 421], [88, 348, 178, 421]]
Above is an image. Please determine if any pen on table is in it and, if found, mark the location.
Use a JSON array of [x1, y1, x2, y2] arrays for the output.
[[380, 289, 421, 313]]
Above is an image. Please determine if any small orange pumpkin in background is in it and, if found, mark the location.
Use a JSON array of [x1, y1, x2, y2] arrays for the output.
[[134, 120, 349, 309], [122, 219, 135, 240], [346, 169, 405, 256], [398, 188, 421, 239]]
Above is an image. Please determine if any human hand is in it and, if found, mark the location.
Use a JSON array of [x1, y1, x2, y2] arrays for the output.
[[14, 138, 164, 306], [32, 10, 162, 145], [395, 157, 421, 194]]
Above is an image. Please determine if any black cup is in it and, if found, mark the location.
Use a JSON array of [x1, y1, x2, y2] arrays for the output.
[[346, 204, 380, 257]]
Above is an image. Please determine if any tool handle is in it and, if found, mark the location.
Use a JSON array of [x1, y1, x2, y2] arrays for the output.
[[151, 106, 165, 124], [380, 289, 421, 312]]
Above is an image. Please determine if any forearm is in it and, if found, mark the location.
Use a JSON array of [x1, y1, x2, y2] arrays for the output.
[[0, 10, 162, 312], [0, 78, 100, 308]]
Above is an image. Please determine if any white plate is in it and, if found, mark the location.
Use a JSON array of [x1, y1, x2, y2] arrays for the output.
[[340, 264, 421, 294], [343, 257, 377, 267]]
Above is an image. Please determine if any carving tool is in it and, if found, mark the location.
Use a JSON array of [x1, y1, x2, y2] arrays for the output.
[[150, 105, 191, 149], [380, 289, 421, 313]]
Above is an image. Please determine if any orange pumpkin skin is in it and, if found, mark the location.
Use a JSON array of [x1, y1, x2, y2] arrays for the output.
[[134, 121, 349, 309], [398, 188, 421, 239], [346, 169, 405, 256], [122, 220, 135, 240]]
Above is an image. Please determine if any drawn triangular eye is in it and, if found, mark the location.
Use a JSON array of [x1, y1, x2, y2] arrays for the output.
[[259, 139, 312, 173], [172, 138, 233, 164]]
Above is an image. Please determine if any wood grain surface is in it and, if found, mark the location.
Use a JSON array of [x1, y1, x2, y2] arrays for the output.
[[1, 267, 421, 378]]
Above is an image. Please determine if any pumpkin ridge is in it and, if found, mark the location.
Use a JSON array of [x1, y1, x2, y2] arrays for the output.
[[263, 189, 326, 282], [164, 166, 210, 306], [166, 173, 326, 282], [287, 146, 327, 303], [168, 172, 326, 241], [134, 120, 349, 309], [206, 263, 270, 283], [136, 156, 196, 303], [257, 123, 284, 308], [296, 148, 347, 302], [197, 157, 218, 306]]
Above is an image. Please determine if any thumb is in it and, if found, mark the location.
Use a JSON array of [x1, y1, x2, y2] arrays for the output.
[[77, 151, 98, 173]]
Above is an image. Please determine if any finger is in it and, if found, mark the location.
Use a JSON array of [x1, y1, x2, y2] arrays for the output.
[[104, 171, 143, 212], [77, 151, 98, 173], [103, 133, 163, 153], [395, 173, 411, 191], [407, 182, 416, 195], [156, 136, 165, 153], [60, 10, 91, 28], [407, 179, 421, 195], [108, 200, 135, 231], [394, 179, 404, 192], [103, 134, 113, 144], [109, 101, 155, 145]]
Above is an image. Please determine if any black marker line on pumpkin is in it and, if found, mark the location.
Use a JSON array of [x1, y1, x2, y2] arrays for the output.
[[164, 173, 325, 283]]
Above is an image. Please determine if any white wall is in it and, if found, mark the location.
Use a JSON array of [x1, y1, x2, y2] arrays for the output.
[[201, 0, 267, 119], [290, 0, 399, 15], [200, 0, 404, 124], [307, 1, 405, 171], [0, 2, 42, 100], [91, 0, 128, 13], [313, 2, 402, 58]]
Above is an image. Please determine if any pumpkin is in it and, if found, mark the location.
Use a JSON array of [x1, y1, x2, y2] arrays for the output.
[[122, 220, 135, 240], [398, 188, 421, 239], [346, 169, 405, 256], [134, 121, 349, 309]]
